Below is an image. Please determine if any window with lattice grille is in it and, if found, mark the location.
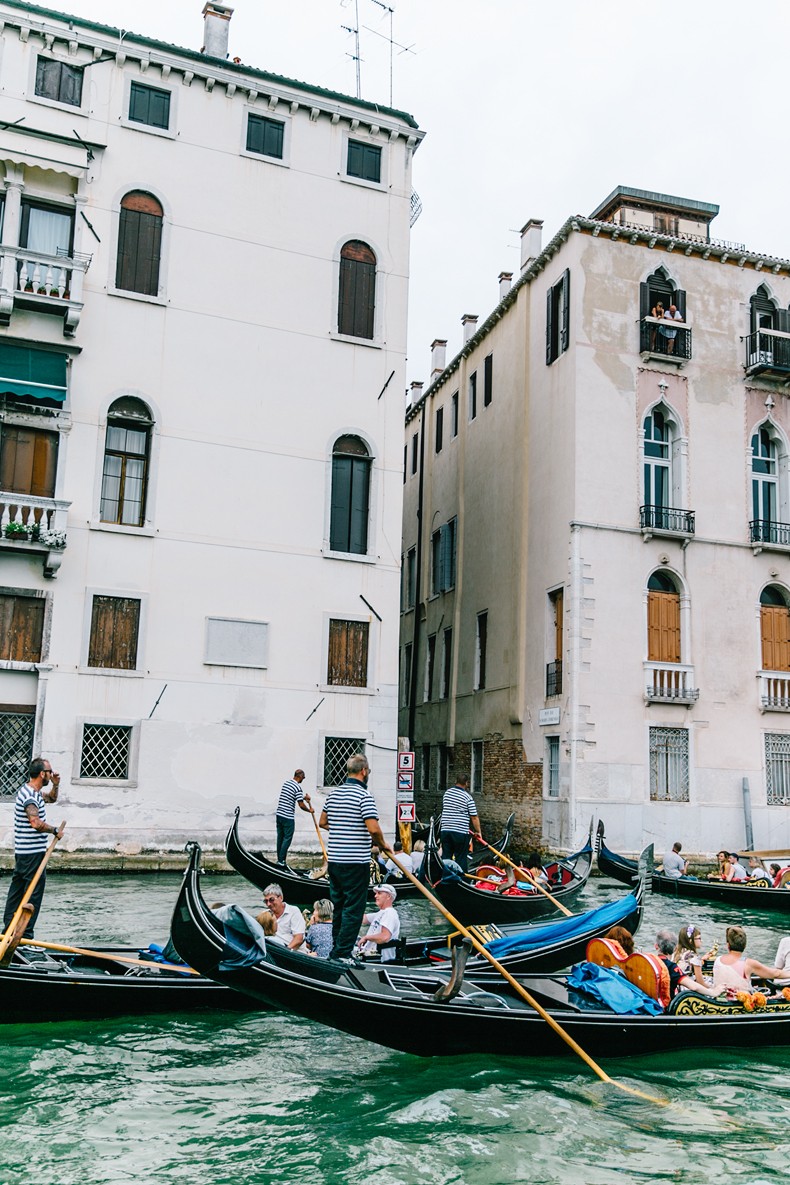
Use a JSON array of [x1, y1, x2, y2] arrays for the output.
[[80, 724, 132, 780], [0, 708, 35, 798], [765, 733, 790, 804], [649, 727, 689, 802], [323, 736, 365, 787]]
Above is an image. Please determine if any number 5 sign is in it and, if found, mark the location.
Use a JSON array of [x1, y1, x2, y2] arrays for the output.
[[397, 751, 415, 771]]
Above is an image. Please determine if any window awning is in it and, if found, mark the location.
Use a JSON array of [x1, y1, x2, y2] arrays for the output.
[[0, 342, 68, 402]]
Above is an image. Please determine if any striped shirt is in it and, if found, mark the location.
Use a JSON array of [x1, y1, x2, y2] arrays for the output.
[[325, 779, 379, 864], [14, 784, 48, 854], [276, 778, 306, 820], [441, 785, 478, 834]]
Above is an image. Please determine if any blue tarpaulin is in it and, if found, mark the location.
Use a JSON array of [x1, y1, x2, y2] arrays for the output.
[[566, 961, 664, 1015], [484, 893, 639, 957], [213, 904, 268, 971]]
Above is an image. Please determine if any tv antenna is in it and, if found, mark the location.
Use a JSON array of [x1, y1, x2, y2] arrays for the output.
[[340, 0, 362, 99], [366, 0, 414, 107]]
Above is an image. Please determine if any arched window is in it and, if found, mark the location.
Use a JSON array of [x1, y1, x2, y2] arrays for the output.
[[116, 191, 163, 296], [100, 397, 153, 526], [641, 404, 688, 531], [760, 585, 790, 672], [639, 267, 686, 356], [338, 241, 376, 339], [330, 435, 371, 554], [751, 423, 789, 545], [647, 570, 680, 663]]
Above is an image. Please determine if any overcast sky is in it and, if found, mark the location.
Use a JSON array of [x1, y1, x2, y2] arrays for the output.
[[40, 0, 790, 381]]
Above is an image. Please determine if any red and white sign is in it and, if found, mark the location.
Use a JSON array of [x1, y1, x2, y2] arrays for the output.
[[397, 772, 414, 792], [397, 802, 416, 823], [397, 751, 415, 771]]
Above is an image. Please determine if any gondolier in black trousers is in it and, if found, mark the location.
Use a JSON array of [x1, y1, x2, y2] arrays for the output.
[[319, 754, 389, 960], [440, 775, 481, 873], [3, 757, 65, 939]]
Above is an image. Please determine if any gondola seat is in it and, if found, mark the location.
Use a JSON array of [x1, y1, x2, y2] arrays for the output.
[[585, 938, 670, 1007]]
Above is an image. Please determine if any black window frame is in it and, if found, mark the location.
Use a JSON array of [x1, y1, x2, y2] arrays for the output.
[[484, 353, 493, 406], [469, 372, 477, 421], [128, 81, 172, 130], [34, 56, 83, 107], [546, 269, 571, 365], [347, 139, 382, 184], [246, 113, 285, 160], [435, 406, 444, 454], [99, 399, 153, 528]]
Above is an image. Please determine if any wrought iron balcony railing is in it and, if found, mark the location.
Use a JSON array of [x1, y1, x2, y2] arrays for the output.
[[545, 660, 562, 698], [640, 505, 695, 534], [750, 520, 790, 547], [644, 662, 699, 705], [639, 316, 692, 361], [744, 328, 790, 377]]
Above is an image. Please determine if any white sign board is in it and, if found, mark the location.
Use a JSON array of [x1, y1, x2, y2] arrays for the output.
[[397, 772, 414, 792], [539, 707, 561, 726], [397, 802, 416, 823], [397, 751, 415, 771]]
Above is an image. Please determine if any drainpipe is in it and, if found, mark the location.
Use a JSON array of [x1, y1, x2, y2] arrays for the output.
[[742, 777, 754, 850], [568, 523, 582, 846], [407, 401, 427, 747]]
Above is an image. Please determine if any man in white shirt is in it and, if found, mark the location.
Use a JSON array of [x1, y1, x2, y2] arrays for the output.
[[728, 854, 748, 882], [356, 884, 400, 962], [262, 883, 305, 950], [662, 842, 688, 879], [384, 841, 413, 878]]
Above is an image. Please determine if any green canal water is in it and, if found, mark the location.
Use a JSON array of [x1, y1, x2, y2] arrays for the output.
[[1, 871, 789, 1185]]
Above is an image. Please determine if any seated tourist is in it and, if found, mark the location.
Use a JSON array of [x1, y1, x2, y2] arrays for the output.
[[384, 841, 413, 879], [747, 857, 770, 879], [604, 926, 634, 956], [304, 898, 334, 959], [411, 840, 426, 875], [260, 883, 305, 950], [728, 854, 748, 882], [672, 924, 711, 988], [655, 929, 716, 997], [707, 850, 731, 881], [662, 842, 688, 879], [770, 863, 790, 888], [520, 852, 549, 884], [711, 925, 784, 990], [255, 908, 287, 946], [772, 937, 790, 984], [356, 883, 400, 961]]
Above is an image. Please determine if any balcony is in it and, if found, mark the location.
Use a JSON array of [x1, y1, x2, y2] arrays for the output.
[[639, 317, 692, 364], [759, 671, 790, 712], [545, 660, 562, 698], [744, 329, 790, 380], [0, 246, 90, 337], [644, 662, 699, 706], [750, 519, 790, 554], [640, 504, 695, 541], [0, 492, 70, 577]]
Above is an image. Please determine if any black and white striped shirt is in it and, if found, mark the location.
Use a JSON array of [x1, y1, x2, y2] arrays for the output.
[[325, 779, 379, 864], [276, 778, 305, 820], [14, 784, 48, 854], [441, 785, 477, 834]]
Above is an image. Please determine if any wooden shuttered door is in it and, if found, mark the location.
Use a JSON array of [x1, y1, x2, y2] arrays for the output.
[[0, 595, 45, 662], [338, 242, 376, 339], [116, 193, 163, 296], [0, 427, 58, 497], [761, 605, 790, 672], [329, 455, 370, 554], [88, 596, 141, 670], [647, 591, 680, 662], [327, 619, 369, 687]]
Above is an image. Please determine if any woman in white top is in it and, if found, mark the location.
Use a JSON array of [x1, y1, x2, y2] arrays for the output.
[[712, 925, 783, 990]]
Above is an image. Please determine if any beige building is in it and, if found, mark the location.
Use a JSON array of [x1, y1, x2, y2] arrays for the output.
[[401, 186, 790, 855]]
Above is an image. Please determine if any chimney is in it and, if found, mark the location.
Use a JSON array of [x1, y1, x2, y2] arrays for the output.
[[520, 219, 544, 271], [410, 381, 424, 407], [461, 314, 478, 344], [498, 271, 513, 300], [202, 3, 234, 58], [430, 339, 447, 382]]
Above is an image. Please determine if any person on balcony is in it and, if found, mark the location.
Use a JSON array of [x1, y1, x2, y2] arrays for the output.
[[649, 300, 665, 351], [661, 303, 683, 354]]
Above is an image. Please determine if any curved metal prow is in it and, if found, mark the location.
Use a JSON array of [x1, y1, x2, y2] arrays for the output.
[[433, 937, 473, 1002], [637, 843, 654, 890]]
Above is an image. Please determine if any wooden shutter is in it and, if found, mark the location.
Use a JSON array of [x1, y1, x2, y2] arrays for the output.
[[560, 269, 571, 353], [484, 354, 493, 405], [546, 287, 554, 364], [639, 282, 651, 321], [339, 243, 376, 339], [0, 595, 45, 662], [88, 596, 140, 670], [553, 590, 564, 662], [761, 605, 790, 672], [647, 591, 681, 662], [0, 427, 58, 497], [117, 195, 163, 296], [348, 458, 370, 554], [675, 289, 687, 320], [327, 619, 369, 687]]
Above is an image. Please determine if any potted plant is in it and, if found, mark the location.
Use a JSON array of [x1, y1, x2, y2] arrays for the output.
[[38, 528, 67, 549], [4, 521, 29, 540]]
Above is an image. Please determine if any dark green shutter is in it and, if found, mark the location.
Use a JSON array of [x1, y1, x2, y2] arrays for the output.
[[546, 287, 554, 364], [348, 459, 370, 554], [560, 269, 571, 353]]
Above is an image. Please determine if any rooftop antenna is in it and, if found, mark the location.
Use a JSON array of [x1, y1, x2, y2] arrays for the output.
[[340, 0, 362, 99], [367, 0, 414, 107]]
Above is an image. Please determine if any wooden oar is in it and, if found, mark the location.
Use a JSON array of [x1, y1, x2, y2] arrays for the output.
[[0, 830, 62, 962], [472, 833, 574, 918], [18, 937, 199, 975], [308, 805, 329, 864], [385, 851, 667, 1106]]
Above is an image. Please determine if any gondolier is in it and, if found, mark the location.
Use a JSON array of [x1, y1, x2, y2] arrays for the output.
[[3, 757, 65, 939], [274, 769, 311, 866], [319, 754, 388, 961], [440, 775, 481, 872]]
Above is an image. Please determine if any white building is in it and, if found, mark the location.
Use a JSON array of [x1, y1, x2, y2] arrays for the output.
[[0, 1, 423, 852], [401, 186, 790, 856]]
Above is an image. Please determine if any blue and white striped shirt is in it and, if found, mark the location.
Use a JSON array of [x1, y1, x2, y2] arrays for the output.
[[276, 779, 306, 820], [441, 785, 478, 834], [325, 779, 379, 864], [14, 784, 48, 854]]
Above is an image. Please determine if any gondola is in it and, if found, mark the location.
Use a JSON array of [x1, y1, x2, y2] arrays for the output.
[[225, 806, 514, 907], [0, 942, 249, 1023], [171, 842, 790, 1058], [595, 820, 790, 911], [420, 818, 594, 924]]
